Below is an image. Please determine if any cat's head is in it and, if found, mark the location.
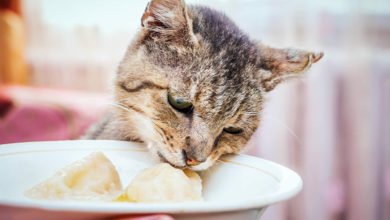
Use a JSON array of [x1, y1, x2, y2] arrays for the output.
[[115, 0, 323, 170]]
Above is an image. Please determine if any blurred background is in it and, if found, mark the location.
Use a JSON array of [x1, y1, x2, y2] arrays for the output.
[[0, 0, 389, 220]]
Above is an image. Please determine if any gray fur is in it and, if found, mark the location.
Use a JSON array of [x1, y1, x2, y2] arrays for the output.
[[85, 0, 323, 170]]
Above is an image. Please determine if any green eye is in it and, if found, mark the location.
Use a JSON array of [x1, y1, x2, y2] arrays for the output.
[[168, 92, 193, 113], [223, 127, 243, 135]]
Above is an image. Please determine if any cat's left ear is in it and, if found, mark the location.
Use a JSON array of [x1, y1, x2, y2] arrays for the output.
[[141, 0, 195, 43], [258, 43, 324, 92]]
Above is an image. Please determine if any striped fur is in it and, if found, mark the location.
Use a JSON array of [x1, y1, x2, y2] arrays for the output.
[[85, 0, 323, 170]]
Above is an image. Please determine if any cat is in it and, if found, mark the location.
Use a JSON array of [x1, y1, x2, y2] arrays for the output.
[[85, 0, 323, 171]]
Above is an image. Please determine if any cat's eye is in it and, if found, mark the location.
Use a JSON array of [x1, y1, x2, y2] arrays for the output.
[[168, 92, 193, 113], [223, 127, 243, 135]]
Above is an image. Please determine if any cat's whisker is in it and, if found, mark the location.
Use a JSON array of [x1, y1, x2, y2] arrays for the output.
[[114, 98, 131, 104], [244, 112, 259, 115], [150, 121, 172, 149], [104, 99, 129, 108], [112, 102, 160, 120], [111, 103, 130, 112], [262, 114, 303, 147], [215, 160, 223, 165], [243, 112, 259, 117]]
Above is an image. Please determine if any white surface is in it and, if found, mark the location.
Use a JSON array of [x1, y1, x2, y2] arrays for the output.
[[0, 140, 302, 220]]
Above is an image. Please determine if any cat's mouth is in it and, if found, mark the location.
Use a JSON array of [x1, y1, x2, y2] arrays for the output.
[[157, 151, 186, 169], [156, 150, 214, 171]]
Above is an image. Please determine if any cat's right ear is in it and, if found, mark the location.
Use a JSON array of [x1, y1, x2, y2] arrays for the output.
[[141, 0, 194, 42]]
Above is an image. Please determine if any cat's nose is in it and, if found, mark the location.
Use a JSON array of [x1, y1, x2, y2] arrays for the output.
[[182, 149, 204, 166]]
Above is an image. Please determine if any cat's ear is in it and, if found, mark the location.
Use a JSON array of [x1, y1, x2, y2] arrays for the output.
[[141, 0, 193, 41], [258, 43, 324, 92]]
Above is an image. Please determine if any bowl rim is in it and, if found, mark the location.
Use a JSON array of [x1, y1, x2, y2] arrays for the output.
[[0, 140, 303, 214]]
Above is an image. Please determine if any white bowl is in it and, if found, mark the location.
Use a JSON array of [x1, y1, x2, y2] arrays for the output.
[[0, 140, 302, 220]]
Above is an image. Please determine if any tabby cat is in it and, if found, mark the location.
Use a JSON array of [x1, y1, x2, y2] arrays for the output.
[[85, 0, 323, 170]]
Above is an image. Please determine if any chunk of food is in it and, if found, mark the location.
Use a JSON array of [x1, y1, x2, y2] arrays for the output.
[[25, 152, 122, 201], [122, 163, 203, 203]]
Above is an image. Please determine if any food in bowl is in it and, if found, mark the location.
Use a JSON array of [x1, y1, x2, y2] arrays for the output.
[[25, 152, 122, 201], [25, 152, 203, 203], [121, 163, 202, 203]]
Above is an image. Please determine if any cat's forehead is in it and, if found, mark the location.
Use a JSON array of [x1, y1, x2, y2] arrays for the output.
[[168, 58, 257, 99], [190, 6, 258, 62]]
